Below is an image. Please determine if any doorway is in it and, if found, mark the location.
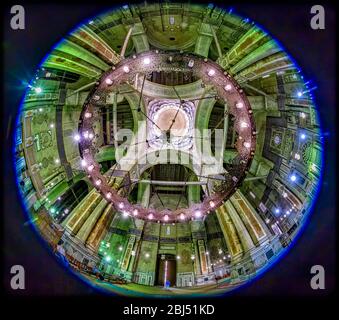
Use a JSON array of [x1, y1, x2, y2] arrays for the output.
[[156, 254, 176, 287]]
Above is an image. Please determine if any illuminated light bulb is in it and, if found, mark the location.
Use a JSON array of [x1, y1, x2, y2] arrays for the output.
[[148, 213, 154, 220], [223, 256, 226, 260], [207, 69, 215, 76], [224, 84, 232, 91], [180, 213, 185, 220], [133, 209, 138, 216], [89, 133, 94, 139], [87, 164, 94, 172], [243, 141, 251, 148], [300, 133, 306, 140], [93, 95, 100, 101], [123, 65, 130, 73], [297, 91, 303, 97], [294, 153, 301, 160], [300, 112, 306, 119], [131, 251, 136, 256], [118, 202, 124, 209], [240, 121, 248, 128], [209, 201, 215, 208], [218, 249, 222, 254], [118, 246, 123, 251], [50, 123, 54, 128], [205, 251, 209, 255], [195, 210, 202, 218], [123, 211, 129, 218], [236, 102, 243, 109], [55, 159, 60, 164], [105, 78, 113, 85], [105, 256, 111, 262], [85, 112, 92, 119], [39, 108, 43, 112], [143, 57, 151, 65], [35, 87, 42, 94], [290, 174, 297, 182], [95, 179, 102, 186], [176, 256, 181, 260], [164, 215, 169, 222], [106, 192, 112, 199], [275, 208, 280, 214], [74, 134, 81, 141], [266, 219, 270, 223], [282, 192, 288, 198], [145, 253, 150, 258], [81, 159, 87, 167], [191, 255, 195, 260], [83, 131, 89, 139]]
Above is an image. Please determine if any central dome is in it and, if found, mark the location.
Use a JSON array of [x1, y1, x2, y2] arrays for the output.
[[153, 104, 188, 136]]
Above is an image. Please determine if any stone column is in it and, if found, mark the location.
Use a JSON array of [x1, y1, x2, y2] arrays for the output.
[[121, 235, 136, 271], [86, 204, 115, 252], [129, 22, 150, 53], [76, 198, 108, 242], [230, 190, 268, 245], [22, 112, 45, 197], [194, 23, 214, 58], [197, 239, 208, 275], [215, 205, 243, 263], [112, 93, 118, 149], [106, 106, 112, 145], [128, 236, 142, 273], [192, 240, 201, 276], [225, 200, 255, 253], [63, 189, 102, 236]]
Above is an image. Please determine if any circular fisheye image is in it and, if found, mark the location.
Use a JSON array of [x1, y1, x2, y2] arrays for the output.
[[14, 2, 323, 297]]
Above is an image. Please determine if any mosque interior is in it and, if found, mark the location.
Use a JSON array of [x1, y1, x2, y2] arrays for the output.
[[14, 2, 322, 296]]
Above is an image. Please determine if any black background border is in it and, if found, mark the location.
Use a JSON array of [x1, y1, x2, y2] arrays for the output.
[[1, 0, 337, 317]]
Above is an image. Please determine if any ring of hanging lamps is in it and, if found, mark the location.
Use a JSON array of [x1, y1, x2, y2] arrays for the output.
[[77, 51, 256, 223]]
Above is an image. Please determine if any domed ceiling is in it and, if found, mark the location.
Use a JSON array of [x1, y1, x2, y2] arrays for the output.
[[14, 2, 323, 297]]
